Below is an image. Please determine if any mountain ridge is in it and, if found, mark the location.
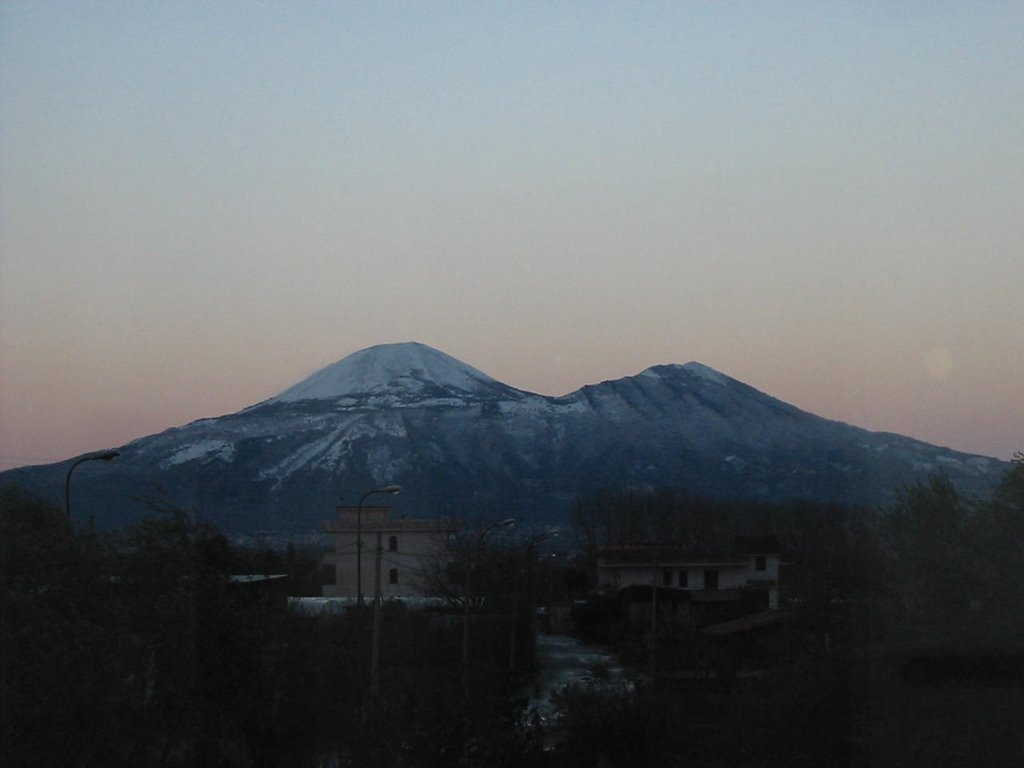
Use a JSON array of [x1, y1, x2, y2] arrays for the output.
[[0, 342, 1007, 535]]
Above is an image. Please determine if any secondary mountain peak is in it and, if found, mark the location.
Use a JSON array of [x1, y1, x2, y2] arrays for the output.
[[1, 343, 1007, 535], [271, 342, 503, 403], [638, 361, 731, 385]]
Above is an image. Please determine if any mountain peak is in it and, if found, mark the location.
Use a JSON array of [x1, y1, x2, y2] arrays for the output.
[[3, 344, 1008, 535], [272, 342, 502, 403], [638, 361, 731, 385]]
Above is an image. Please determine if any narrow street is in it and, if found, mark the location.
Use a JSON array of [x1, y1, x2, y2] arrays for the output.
[[527, 632, 634, 724]]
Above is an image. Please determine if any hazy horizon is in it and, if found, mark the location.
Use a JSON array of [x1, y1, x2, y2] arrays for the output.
[[2, 2, 1021, 468]]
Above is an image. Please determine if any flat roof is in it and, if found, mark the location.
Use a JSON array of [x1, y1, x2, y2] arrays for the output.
[[323, 516, 460, 533]]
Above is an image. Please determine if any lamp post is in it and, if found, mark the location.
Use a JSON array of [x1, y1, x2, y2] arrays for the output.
[[509, 530, 558, 672], [462, 518, 516, 693], [65, 450, 119, 518], [356, 485, 400, 606]]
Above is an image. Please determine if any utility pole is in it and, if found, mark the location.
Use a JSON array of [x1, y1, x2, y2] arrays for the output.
[[462, 519, 515, 695], [509, 530, 557, 673], [370, 530, 383, 696], [356, 485, 400, 606], [651, 550, 659, 682]]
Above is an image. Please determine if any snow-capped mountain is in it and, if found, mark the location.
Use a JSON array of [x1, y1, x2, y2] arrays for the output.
[[270, 342, 517, 404], [1, 342, 1007, 535]]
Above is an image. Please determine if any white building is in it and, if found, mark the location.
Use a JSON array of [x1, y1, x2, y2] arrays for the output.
[[597, 536, 782, 609], [321, 505, 460, 599]]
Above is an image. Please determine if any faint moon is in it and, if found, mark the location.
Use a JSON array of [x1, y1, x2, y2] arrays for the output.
[[925, 347, 953, 378]]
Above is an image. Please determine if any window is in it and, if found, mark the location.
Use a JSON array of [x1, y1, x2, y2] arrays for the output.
[[704, 569, 719, 590], [389, 535, 398, 552], [389, 568, 399, 585], [662, 569, 672, 587], [678, 569, 688, 588], [755, 555, 766, 571]]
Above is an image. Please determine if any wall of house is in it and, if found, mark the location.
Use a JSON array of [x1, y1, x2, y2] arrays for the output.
[[742, 554, 780, 582], [597, 564, 655, 590], [598, 564, 753, 591], [323, 528, 450, 598], [598, 556, 779, 592], [377, 532, 449, 598]]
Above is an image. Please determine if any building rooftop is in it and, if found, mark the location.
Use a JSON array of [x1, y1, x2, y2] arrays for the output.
[[322, 515, 460, 533], [598, 536, 781, 566], [599, 547, 748, 566]]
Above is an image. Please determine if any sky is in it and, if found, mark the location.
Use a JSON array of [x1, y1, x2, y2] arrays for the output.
[[1, 1, 1021, 469]]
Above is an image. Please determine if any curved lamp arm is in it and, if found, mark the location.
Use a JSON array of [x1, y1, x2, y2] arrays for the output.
[[65, 450, 119, 518]]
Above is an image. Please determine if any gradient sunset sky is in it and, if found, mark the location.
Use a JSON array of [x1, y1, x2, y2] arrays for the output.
[[1, 1, 1021, 469]]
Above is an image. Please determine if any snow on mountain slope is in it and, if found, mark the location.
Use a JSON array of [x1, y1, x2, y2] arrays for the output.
[[272, 342, 507, 403], [0, 342, 1008, 536], [638, 361, 729, 385]]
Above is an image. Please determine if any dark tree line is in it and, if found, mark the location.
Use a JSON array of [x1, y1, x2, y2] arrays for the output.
[[0, 489, 315, 767], [4, 454, 1023, 767], [559, 456, 1024, 767], [0, 488, 544, 767]]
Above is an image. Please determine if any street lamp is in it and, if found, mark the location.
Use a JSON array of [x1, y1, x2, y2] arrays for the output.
[[462, 518, 516, 692], [509, 530, 558, 671], [356, 485, 401, 606], [65, 450, 119, 518]]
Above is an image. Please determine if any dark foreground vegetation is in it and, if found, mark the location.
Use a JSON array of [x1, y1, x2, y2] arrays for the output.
[[2, 454, 1023, 766], [0, 489, 547, 767], [562, 456, 1024, 767]]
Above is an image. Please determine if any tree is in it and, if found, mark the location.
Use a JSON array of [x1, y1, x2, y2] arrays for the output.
[[962, 452, 1024, 640], [0, 488, 316, 767], [0, 486, 124, 766], [880, 474, 977, 644]]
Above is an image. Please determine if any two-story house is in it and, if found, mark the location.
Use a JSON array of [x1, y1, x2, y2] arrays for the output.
[[322, 505, 460, 599], [597, 535, 782, 609]]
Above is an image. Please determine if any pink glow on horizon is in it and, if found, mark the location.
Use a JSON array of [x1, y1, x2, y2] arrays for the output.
[[1, 3, 1021, 469]]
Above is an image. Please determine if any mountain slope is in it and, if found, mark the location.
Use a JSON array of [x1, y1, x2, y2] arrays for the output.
[[1, 343, 1007, 535], [270, 342, 518, 404]]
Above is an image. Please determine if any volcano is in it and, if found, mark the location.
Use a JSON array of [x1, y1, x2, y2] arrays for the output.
[[1, 342, 1006, 536]]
